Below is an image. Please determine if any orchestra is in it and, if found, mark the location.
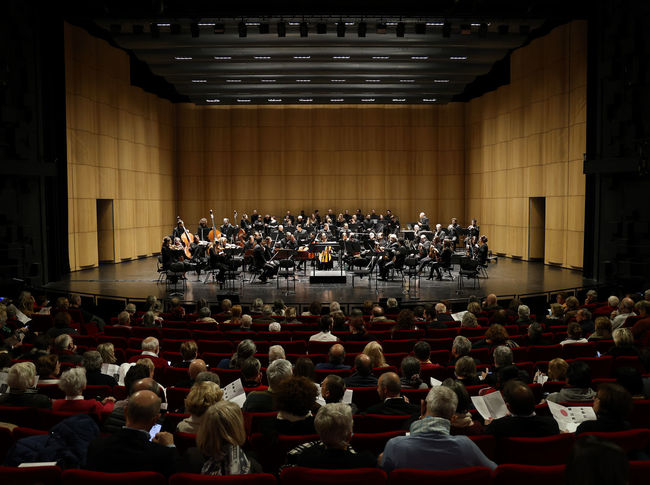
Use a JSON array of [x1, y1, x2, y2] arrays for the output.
[[160, 208, 488, 285]]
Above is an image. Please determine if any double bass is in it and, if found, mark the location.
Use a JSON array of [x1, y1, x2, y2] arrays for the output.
[[177, 216, 193, 259], [208, 210, 221, 242]]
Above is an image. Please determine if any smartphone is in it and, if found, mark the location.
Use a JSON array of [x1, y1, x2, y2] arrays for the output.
[[596, 351, 601, 358], [149, 423, 162, 441]]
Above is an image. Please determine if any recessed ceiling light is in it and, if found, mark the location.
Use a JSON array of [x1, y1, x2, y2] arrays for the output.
[[254, 56, 271, 59], [296, 79, 311, 82], [299, 98, 313, 102], [206, 99, 220, 103], [372, 56, 390, 59], [268, 98, 282, 102], [411, 56, 429, 60], [245, 22, 260, 26], [293, 56, 311, 59], [332, 56, 350, 59], [423, 98, 437, 102], [331, 79, 346, 82], [400, 79, 415, 83], [226, 79, 242, 83], [330, 98, 344, 102], [192, 79, 207, 83], [214, 56, 232, 60], [174, 56, 193, 60], [157, 23, 171, 27], [426, 22, 444, 26], [434, 79, 450, 83], [288, 22, 300, 26], [450, 56, 468, 60], [392, 98, 406, 102], [237, 99, 251, 103], [361, 98, 375, 102], [365, 79, 380, 83]]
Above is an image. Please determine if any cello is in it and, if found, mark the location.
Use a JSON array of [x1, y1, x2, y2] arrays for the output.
[[177, 216, 193, 259], [208, 209, 221, 242]]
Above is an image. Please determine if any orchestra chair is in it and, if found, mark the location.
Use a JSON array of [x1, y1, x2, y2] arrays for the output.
[[280, 467, 387, 485], [351, 256, 378, 288], [496, 434, 575, 465], [388, 467, 492, 485], [156, 255, 166, 283], [169, 473, 277, 485], [492, 464, 565, 485], [0, 465, 62, 485], [276, 259, 297, 293], [62, 469, 166, 485], [439, 259, 455, 280], [457, 257, 480, 292], [402, 256, 420, 292]]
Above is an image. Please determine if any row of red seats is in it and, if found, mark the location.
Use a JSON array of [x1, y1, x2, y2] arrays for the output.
[[2, 462, 644, 485]]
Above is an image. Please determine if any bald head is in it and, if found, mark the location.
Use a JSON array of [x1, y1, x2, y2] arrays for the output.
[[377, 372, 401, 399], [486, 294, 497, 306], [188, 359, 207, 380], [125, 390, 161, 429], [354, 354, 373, 376], [131, 377, 159, 395], [328, 344, 345, 366]]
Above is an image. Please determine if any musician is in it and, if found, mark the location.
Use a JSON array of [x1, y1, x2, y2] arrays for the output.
[[468, 219, 480, 245], [196, 218, 210, 241], [283, 233, 298, 250], [336, 213, 345, 228], [285, 211, 295, 225], [207, 240, 229, 283], [428, 239, 453, 280], [370, 209, 379, 220], [363, 214, 374, 230], [343, 209, 352, 222], [434, 224, 445, 240], [412, 224, 421, 238], [419, 212, 430, 230], [240, 213, 251, 234], [477, 235, 489, 266], [379, 237, 407, 280], [355, 208, 363, 220], [243, 235, 255, 251], [296, 215, 304, 227], [447, 217, 460, 251], [314, 210, 321, 225], [316, 233, 334, 270], [250, 209, 259, 224], [172, 219, 187, 240], [327, 208, 335, 221], [417, 235, 436, 274], [319, 223, 333, 240], [220, 218, 235, 239], [161, 237, 185, 271], [254, 237, 278, 283], [294, 224, 307, 241], [267, 216, 279, 233]]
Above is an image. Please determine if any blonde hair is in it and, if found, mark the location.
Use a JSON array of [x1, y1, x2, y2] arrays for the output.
[[184, 381, 223, 416], [97, 342, 117, 364], [137, 358, 155, 376], [548, 358, 569, 381], [363, 341, 387, 367], [197, 401, 246, 458]]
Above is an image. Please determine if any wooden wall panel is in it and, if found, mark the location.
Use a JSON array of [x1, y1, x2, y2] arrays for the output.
[[464, 21, 586, 269]]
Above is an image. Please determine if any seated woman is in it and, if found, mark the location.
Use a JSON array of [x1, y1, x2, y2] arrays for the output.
[[36, 354, 60, 385], [576, 383, 632, 434], [607, 328, 640, 357], [454, 356, 482, 387], [262, 376, 318, 437], [588, 316, 613, 341], [474, 323, 519, 351], [177, 381, 224, 434], [346, 316, 374, 342], [400, 356, 428, 389], [52, 367, 115, 417], [443, 378, 485, 435], [0, 362, 51, 408], [546, 361, 596, 403], [363, 341, 389, 368], [560, 322, 588, 345]]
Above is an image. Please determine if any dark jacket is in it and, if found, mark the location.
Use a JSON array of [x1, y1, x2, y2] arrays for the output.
[[85, 370, 118, 387], [486, 415, 560, 438], [365, 397, 420, 416], [344, 373, 378, 387], [0, 389, 51, 408]]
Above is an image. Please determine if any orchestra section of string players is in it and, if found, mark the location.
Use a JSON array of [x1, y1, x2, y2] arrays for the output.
[[159, 208, 489, 285]]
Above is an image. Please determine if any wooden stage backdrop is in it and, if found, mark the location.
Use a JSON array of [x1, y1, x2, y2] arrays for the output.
[[64, 21, 585, 272]]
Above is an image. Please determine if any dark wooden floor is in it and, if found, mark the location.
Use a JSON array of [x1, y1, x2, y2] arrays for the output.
[[43, 255, 594, 306]]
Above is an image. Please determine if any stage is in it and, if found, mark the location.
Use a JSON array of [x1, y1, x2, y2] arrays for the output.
[[42, 255, 595, 307]]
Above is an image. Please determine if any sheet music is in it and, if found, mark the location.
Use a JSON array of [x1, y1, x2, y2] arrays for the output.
[[223, 378, 247, 407], [547, 401, 596, 433], [471, 391, 508, 420]]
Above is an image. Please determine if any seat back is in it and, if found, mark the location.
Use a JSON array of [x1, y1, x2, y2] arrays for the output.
[[62, 469, 166, 485], [280, 467, 387, 485], [0, 406, 40, 428], [169, 473, 277, 485], [348, 387, 381, 412], [0, 465, 62, 485], [353, 414, 411, 433], [581, 429, 650, 453], [492, 464, 565, 485], [388, 467, 492, 485], [497, 434, 575, 465]]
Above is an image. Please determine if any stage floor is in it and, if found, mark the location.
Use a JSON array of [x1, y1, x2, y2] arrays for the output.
[[43, 255, 595, 306]]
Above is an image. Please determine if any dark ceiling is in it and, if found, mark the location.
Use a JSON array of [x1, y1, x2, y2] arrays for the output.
[[66, 1, 588, 106]]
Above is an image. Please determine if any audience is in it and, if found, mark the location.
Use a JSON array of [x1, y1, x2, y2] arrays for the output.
[[546, 361, 596, 403], [83, 350, 117, 386], [309, 315, 338, 342], [607, 327, 640, 357], [128, 337, 167, 368], [36, 354, 61, 385], [560, 322, 588, 345], [0, 362, 51, 408], [344, 354, 378, 387], [315, 344, 351, 370], [442, 379, 484, 435], [565, 435, 628, 485], [365, 372, 419, 416], [242, 359, 292, 412], [171, 340, 198, 368], [268, 344, 286, 363], [588, 316, 613, 341], [400, 356, 428, 389], [575, 382, 632, 434], [176, 381, 224, 434]]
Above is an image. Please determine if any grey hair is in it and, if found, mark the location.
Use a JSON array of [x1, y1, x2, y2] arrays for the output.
[[236, 339, 256, 359], [586, 289, 598, 299], [425, 386, 458, 420], [452, 335, 472, 356], [58, 367, 87, 396], [330, 301, 341, 313], [578, 308, 592, 321], [7, 362, 37, 390], [518, 304, 530, 318], [195, 371, 221, 386], [54, 333, 73, 351], [125, 303, 136, 314], [461, 312, 478, 327], [142, 311, 155, 326], [198, 307, 211, 318], [268, 345, 286, 363], [387, 298, 398, 308], [613, 328, 634, 346], [83, 350, 103, 372], [269, 322, 281, 332], [315, 403, 353, 449], [141, 337, 159, 352], [493, 345, 513, 367], [608, 295, 620, 307], [266, 358, 293, 389], [117, 311, 131, 324], [241, 315, 253, 328], [435, 303, 447, 314]]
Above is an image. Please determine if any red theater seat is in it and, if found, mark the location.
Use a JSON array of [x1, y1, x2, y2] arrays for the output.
[[388, 467, 492, 485], [0, 465, 62, 485], [579, 429, 650, 453], [62, 469, 166, 485], [169, 473, 277, 485], [497, 434, 575, 465], [280, 467, 387, 485], [492, 464, 565, 485]]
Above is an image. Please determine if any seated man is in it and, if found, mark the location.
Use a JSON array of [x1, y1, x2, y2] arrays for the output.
[[309, 315, 338, 342], [170, 340, 198, 368], [241, 357, 264, 389], [547, 360, 596, 403], [485, 380, 559, 437], [344, 354, 378, 387], [365, 372, 420, 416], [315, 344, 351, 370], [86, 390, 178, 476], [128, 337, 168, 369], [413, 340, 441, 368], [268, 344, 286, 363], [53, 333, 83, 365], [288, 403, 376, 468], [380, 386, 496, 472], [173, 359, 207, 389], [321, 375, 358, 415], [242, 359, 292, 412]]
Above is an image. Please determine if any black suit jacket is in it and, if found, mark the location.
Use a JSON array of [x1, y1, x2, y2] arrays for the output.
[[365, 397, 420, 416], [86, 427, 178, 476], [486, 415, 560, 438]]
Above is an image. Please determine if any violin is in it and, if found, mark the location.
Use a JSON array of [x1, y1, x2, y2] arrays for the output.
[[208, 210, 221, 242], [177, 216, 193, 259]]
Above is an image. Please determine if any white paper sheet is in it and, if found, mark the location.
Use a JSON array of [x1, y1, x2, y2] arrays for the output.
[[223, 378, 246, 407], [471, 391, 508, 420], [430, 377, 442, 387], [452, 311, 467, 322], [547, 401, 596, 433]]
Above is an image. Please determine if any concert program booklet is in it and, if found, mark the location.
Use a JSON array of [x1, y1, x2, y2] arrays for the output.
[[471, 391, 508, 420], [314, 383, 353, 406], [547, 401, 596, 433], [223, 378, 247, 407]]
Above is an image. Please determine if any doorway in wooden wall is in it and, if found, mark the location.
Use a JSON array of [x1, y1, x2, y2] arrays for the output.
[[529, 197, 546, 261], [96, 199, 115, 264]]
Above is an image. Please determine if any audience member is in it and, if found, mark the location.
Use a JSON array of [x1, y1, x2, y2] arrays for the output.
[[263, 376, 318, 436], [450, 336, 472, 364], [607, 328, 640, 357], [442, 379, 484, 435], [97, 342, 118, 364], [171, 340, 198, 368], [176, 381, 224, 434], [243, 359, 292, 412], [174, 359, 208, 388], [344, 354, 378, 387], [565, 435, 628, 485], [0, 362, 51, 408], [52, 367, 115, 417], [576, 383, 632, 434], [612, 297, 636, 330], [293, 357, 315, 381], [309, 315, 338, 342], [560, 322, 588, 345], [268, 344, 285, 363], [83, 350, 117, 386], [546, 361, 596, 403], [36, 354, 60, 384], [588, 316, 613, 341], [321, 375, 358, 414], [363, 341, 388, 368], [454, 356, 481, 386], [315, 344, 351, 370], [53, 334, 83, 365], [241, 358, 263, 388], [400, 356, 428, 389], [576, 308, 595, 335], [365, 372, 420, 416], [128, 337, 168, 368]]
